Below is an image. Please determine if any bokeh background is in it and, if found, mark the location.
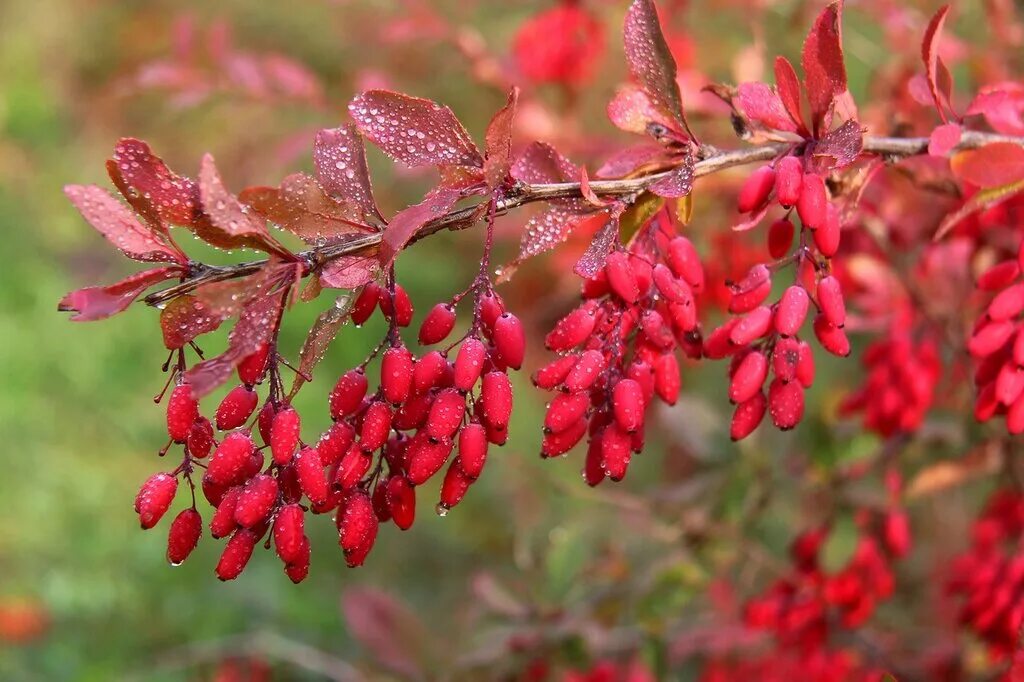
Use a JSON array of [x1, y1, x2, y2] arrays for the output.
[[0, 0, 998, 679]]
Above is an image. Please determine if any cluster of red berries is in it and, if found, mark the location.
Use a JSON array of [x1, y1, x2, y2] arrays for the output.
[[947, 489, 1024, 659], [970, 247, 1024, 433], [700, 648, 878, 682], [534, 217, 702, 484], [839, 322, 941, 437], [135, 279, 520, 581]]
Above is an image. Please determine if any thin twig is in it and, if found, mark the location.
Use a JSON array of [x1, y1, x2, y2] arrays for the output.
[[141, 132, 1024, 308]]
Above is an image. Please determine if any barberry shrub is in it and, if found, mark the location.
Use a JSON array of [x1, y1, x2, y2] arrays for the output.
[[60, 0, 1024, 676]]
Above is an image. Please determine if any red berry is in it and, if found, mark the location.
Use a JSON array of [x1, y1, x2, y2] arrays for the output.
[[775, 286, 810, 336], [978, 260, 1021, 291], [583, 436, 606, 487], [335, 444, 372, 490], [407, 433, 455, 485], [166, 508, 202, 565], [295, 446, 329, 506], [774, 156, 803, 207], [666, 237, 704, 291], [269, 406, 301, 466], [730, 306, 773, 346], [564, 350, 606, 392], [813, 314, 851, 357], [166, 384, 199, 443], [210, 486, 242, 538], [393, 390, 432, 431], [533, 355, 578, 389], [359, 400, 393, 452], [817, 276, 846, 327], [135, 473, 178, 530], [641, 309, 675, 349], [338, 490, 378, 559], [426, 388, 466, 441], [207, 432, 255, 486], [216, 529, 257, 581], [541, 416, 587, 457], [257, 400, 277, 445], [215, 385, 258, 431], [606, 251, 640, 304], [317, 422, 354, 467], [330, 369, 368, 420], [611, 379, 645, 433], [493, 313, 526, 370], [478, 291, 506, 335], [652, 264, 693, 304], [768, 218, 795, 259], [814, 204, 841, 257], [601, 425, 633, 481], [731, 391, 767, 440], [413, 350, 449, 393], [730, 350, 768, 404], [545, 391, 590, 433], [729, 264, 772, 314], [653, 353, 681, 404], [796, 173, 828, 230], [453, 338, 487, 391], [737, 165, 776, 213], [237, 342, 271, 386], [457, 422, 489, 479], [380, 346, 414, 405], [386, 475, 416, 530], [768, 378, 805, 429], [546, 302, 598, 351], [234, 474, 279, 528], [419, 303, 457, 345], [480, 371, 514, 429], [350, 283, 380, 326], [284, 537, 311, 583], [393, 284, 414, 327], [796, 340, 816, 387], [187, 417, 214, 459], [439, 463, 473, 510], [989, 283, 1024, 321], [273, 503, 306, 565]]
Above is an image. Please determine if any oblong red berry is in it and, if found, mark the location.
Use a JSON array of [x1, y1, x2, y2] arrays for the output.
[[541, 416, 588, 457], [775, 286, 810, 336], [816, 276, 846, 327], [545, 391, 590, 433], [329, 369, 368, 420], [273, 503, 305, 565], [978, 260, 1021, 291], [166, 384, 199, 443], [380, 346, 414, 405], [546, 303, 598, 351], [814, 204, 841, 257], [478, 291, 506, 336], [772, 337, 801, 383], [583, 436, 606, 487], [453, 338, 487, 391], [284, 537, 311, 583], [731, 391, 767, 440], [234, 474, 279, 528], [216, 529, 257, 581], [350, 283, 380, 326], [393, 390, 432, 431], [666, 237, 704, 291], [269, 406, 301, 466], [187, 417, 214, 459], [439, 462, 473, 510], [359, 400, 393, 452], [493, 313, 526, 370], [338, 490, 377, 554], [605, 251, 640, 304], [729, 264, 772, 314], [969, 319, 1016, 358], [601, 424, 633, 481], [652, 264, 693, 304], [336, 444, 372, 491], [768, 378, 805, 430], [210, 486, 241, 538], [730, 306, 774, 346], [533, 355, 578, 389], [294, 446, 329, 506], [611, 379, 645, 433], [393, 284, 414, 327], [480, 371, 513, 429], [564, 350, 606, 392], [215, 384, 258, 431], [237, 342, 271, 386], [207, 432, 255, 486], [813, 314, 851, 357], [641, 309, 676, 349], [737, 165, 776, 213], [730, 351, 768, 404], [135, 473, 178, 530], [774, 156, 803, 207], [768, 218, 795, 259], [989, 283, 1024, 321], [257, 400, 277, 445], [419, 303, 457, 345], [653, 353, 681, 405], [796, 340, 815, 387], [457, 422, 489, 479], [426, 388, 467, 441], [166, 508, 201, 565], [407, 433, 454, 485], [386, 475, 416, 530], [796, 173, 827, 230], [996, 362, 1024, 405], [317, 422, 354, 467], [413, 350, 449, 393]]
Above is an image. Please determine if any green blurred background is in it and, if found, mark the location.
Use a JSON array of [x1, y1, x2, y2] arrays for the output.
[[0, 0, 982, 679]]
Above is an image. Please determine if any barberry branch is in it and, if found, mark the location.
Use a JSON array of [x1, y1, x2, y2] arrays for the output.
[[142, 131, 1022, 308]]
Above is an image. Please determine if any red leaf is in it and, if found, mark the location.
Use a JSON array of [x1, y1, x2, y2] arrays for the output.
[[64, 185, 185, 264], [159, 294, 226, 349], [108, 138, 199, 229], [649, 153, 694, 198], [484, 88, 519, 190], [935, 178, 1024, 240], [512, 4, 605, 86], [312, 125, 383, 223], [951, 142, 1024, 189], [240, 173, 376, 245], [575, 214, 618, 278], [606, 84, 678, 135], [348, 90, 483, 169], [508, 205, 589, 269], [966, 84, 1024, 136], [735, 82, 799, 133], [59, 267, 180, 321], [595, 143, 665, 178], [288, 293, 356, 399], [197, 154, 292, 256], [379, 189, 461, 268], [921, 5, 952, 122], [341, 587, 433, 679], [801, 2, 848, 136], [928, 122, 962, 157], [774, 56, 809, 135], [622, 0, 691, 137], [811, 119, 863, 171], [320, 253, 380, 289], [185, 289, 287, 397], [511, 141, 579, 185], [195, 261, 297, 319]]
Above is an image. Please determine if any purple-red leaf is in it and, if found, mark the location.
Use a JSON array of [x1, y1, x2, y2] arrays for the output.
[[966, 84, 1024, 136], [313, 125, 383, 223], [320, 252, 380, 289], [623, 0, 688, 135], [64, 185, 185, 264], [735, 82, 799, 133], [606, 84, 679, 135], [811, 119, 863, 171], [511, 141, 578, 185], [288, 293, 356, 399], [575, 214, 618, 278], [921, 5, 952, 122], [928, 122, 962, 157], [341, 587, 433, 680], [59, 267, 180, 321], [951, 142, 1024, 189], [484, 88, 519, 190], [348, 90, 483, 169], [159, 294, 226, 349], [197, 154, 291, 256], [240, 173, 376, 245], [595, 143, 665, 178], [649, 154, 694, 198], [108, 138, 199, 229], [774, 56, 809, 135], [379, 189, 461, 268], [801, 2, 848, 136]]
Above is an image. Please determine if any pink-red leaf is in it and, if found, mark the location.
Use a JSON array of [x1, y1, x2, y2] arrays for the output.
[[575, 214, 618, 278], [379, 189, 461, 268], [801, 2, 848, 136], [59, 267, 180, 321], [108, 138, 199, 229], [64, 185, 184, 264], [511, 141, 578, 185], [484, 88, 519, 190], [288, 293, 356, 399], [159, 294, 226, 349], [623, 0, 689, 135], [967, 84, 1024, 136], [320, 252, 380, 289], [313, 125, 383, 223], [606, 84, 678, 136], [921, 5, 952, 122], [348, 90, 483, 169], [951, 142, 1024, 188], [774, 56, 809, 135], [596, 143, 665, 178], [198, 154, 291, 256], [928, 122, 962, 156], [735, 82, 799, 133], [341, 587, 433, 679], [649, 154, 694, 198], [811, 119, 863, 171]]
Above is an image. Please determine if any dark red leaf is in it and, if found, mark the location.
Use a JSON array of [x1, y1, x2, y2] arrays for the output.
[[108, 138, 199, 228], [966, 84, 1024, 136], [288, 293, 357, 399], [240, 173, 376, 245], [159, 294, 226, 349], [774, 56, 809, 135], [313, 125, 383, 223], [348, 90, 483, 169], [197, 154, 292, 256], [341, 587, 433, 679], [379, 189, 461, 268], [484, 88, 519, 190], [649, 153, 694, 198], [320, 253, 380, 289], [951, 142, 1024, 188], [801, 2, 848, 136], [59, 267, 180, 321], [511, 141, 578, 185], [596, 143, 665, 178], [575, 214, 618, 278], [811, 119, 863, 171], [928, 122, 962, 156], [64, 185, 185, 264], [921, 5, 952, 122], [196, 261, 297, 319], [623, 0, 690, 136], [501, 205, 590, 282], [606, 84, 678, 135], [735, 82, 799, 133]]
